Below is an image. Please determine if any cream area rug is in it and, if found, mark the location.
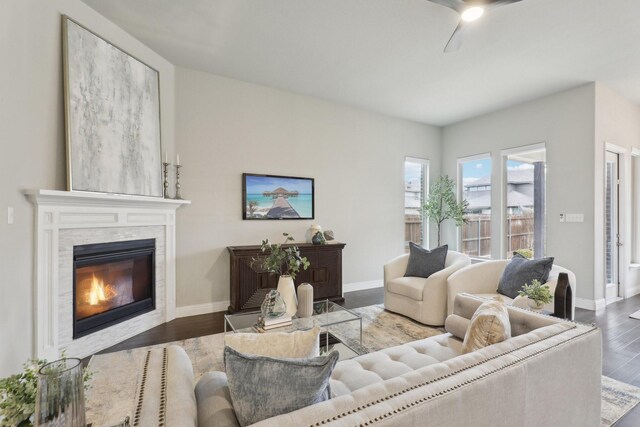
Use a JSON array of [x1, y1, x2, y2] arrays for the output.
[[87, 304, 640, 427], [629, 309, 640, 320]]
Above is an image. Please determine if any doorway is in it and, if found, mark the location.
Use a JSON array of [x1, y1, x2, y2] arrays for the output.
[[605, 150, 622, 302]]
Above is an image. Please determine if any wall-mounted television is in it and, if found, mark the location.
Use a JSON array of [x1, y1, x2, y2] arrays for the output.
[[243, 173, 315, 220]]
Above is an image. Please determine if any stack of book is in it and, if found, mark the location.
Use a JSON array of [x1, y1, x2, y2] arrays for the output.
[[263, 315, 292, 330]]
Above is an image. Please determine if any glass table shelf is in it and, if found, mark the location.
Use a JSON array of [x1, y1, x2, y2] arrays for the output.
[[224, 300, 362, 360]]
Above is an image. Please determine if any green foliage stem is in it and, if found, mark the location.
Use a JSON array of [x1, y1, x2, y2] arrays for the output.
[[254, 233, 310, 280], [518, 279, 553, 305]]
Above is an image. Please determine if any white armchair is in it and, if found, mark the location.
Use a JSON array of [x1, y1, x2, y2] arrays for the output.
[[384, 250, 470, 326], [447, 260, 576, 319]]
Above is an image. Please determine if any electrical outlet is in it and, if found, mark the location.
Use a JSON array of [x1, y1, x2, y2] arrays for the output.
[[559, 213, 565, 223], [7, 207, 13, 224]]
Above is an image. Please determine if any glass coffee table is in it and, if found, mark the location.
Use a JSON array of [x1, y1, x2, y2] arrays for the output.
[[224, 300, 363, 360]]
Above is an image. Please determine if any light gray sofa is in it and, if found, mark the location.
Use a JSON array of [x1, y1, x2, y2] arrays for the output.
[[447, 260, 577, 319], [144, 293, 601, 426]]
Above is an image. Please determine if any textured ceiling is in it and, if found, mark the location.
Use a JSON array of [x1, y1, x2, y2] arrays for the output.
[[82, 0, 640, 126]]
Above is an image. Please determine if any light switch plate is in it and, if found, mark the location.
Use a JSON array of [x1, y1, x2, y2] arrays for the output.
[[566, 213, 584, 223], [7, 207, 13, 224]]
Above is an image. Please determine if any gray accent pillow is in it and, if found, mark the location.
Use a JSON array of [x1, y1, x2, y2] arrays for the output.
[[223, 346, 339, 426], [497, 253, 555, 299], [404, 243, 448, 278]]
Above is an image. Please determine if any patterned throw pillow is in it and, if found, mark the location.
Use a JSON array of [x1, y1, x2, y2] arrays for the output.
[[224, 326, 320, 359], [404, 243, 448, 278], [224, 347, 339, 426], [497, 253, 554, 299], [462, 299, 511, 354]]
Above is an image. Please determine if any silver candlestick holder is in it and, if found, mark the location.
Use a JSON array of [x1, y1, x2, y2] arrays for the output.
[[162, 162, 170, 199], [174, 164, 183, 200]]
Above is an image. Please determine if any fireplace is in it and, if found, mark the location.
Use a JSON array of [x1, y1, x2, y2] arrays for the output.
[[73, 239, 156, 339]]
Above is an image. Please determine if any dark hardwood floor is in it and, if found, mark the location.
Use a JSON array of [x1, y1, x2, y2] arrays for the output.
[[575, 294, 640, 426], [96, 287, 385, 356], [95, 288, 640, 425]]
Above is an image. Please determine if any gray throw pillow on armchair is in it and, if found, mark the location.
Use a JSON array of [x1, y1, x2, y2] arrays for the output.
[[404, 243, 448, 278], [224, 346, 339, 426], [497, 253, 555, 299]]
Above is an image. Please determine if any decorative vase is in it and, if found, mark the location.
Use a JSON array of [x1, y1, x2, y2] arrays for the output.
[[312, 231, 325, 245], [308, 224, 322, 243], [277, 275, 298, 317], [297, 283, 314, 318], [528, 299, 544, 311], [260, 290, 287, 319], [35, 358, 86, 427], [554, 272, 573, 319]]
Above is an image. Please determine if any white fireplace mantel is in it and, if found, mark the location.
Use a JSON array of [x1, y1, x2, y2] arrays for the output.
[[26, 189, 190, 360]]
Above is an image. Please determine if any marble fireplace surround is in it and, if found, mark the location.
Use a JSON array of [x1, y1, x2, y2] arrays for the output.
[[26, 190, 189, 360]]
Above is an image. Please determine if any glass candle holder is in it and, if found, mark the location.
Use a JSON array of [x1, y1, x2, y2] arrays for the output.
[[35, 358, 86, 427]]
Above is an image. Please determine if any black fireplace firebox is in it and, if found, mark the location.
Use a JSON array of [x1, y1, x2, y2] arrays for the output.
[[73, 238, 156, 339]]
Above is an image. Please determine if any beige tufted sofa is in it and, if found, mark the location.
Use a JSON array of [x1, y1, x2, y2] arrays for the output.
[[167, 293, 602, 427]]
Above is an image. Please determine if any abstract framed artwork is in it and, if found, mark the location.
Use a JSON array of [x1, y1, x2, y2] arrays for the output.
[[243, 173, 315, 220], [62, 16, 163, 197]]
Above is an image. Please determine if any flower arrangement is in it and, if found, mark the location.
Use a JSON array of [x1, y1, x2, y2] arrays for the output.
[[0, 357, 92, 427], [518, 279, 553, 308], [256, 233, 310, 280]]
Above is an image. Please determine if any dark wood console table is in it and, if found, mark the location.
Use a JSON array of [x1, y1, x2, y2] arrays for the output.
[[227, 243, 346, 313]]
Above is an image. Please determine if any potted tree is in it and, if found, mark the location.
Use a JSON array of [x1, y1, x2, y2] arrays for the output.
[[423, 175, 469, 246], [256, 233, 310, 317]]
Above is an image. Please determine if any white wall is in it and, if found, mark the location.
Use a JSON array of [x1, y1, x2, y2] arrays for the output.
[[174, 67, 441, 309], [0, 0, 175, 376], [595, 84, 640, 301], [441, 84, 597, 302]]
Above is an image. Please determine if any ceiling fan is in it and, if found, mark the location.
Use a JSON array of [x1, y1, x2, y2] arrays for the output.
[[428, 0, 523, 52]]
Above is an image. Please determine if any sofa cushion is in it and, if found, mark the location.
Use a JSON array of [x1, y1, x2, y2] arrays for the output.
[[224, 326, 320, 359], [404, 243, 448, 278], [387, 276, 428, 301], [497, 253, 554, 299], [195, 371, 240, 427], [224, 347, 338, 426], [462, 299, 511, 354], [330, 333, 460, 396], [444, 314, 469, 340]]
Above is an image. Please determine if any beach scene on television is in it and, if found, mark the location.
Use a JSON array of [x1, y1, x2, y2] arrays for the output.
[[244, 175, 314, 219]]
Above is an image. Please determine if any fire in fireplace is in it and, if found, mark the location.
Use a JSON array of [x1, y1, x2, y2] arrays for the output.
[[73, 239, 156, 338]]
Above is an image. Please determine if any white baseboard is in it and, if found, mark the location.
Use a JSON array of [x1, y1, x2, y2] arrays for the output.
[[176, 300, 230, 318], [575, 297, 607, 311], [176, 282, 385, 317], [625, 285, 640, 299], [343, 280, 383, 293]]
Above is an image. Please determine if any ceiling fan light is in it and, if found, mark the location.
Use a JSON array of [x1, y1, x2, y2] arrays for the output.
[[461, 6, 484, 22]]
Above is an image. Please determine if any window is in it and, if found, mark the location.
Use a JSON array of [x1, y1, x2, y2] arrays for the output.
[[404, 158, 429, 249], [458, 154, 492, 258], [502, 144, 546, 259]]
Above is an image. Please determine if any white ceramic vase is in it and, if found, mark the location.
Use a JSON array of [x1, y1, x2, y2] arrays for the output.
[[528, 298, 544, 311], [277, 275, 298, 317]]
